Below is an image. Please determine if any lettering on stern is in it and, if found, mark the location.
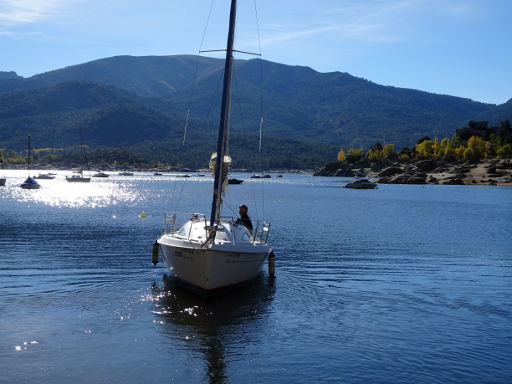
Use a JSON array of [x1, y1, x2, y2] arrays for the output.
[[225, 253, 258, 264], [174, 250, 193, 261]]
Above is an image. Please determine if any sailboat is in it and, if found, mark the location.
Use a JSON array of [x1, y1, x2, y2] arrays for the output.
[[66, 128, 91, 183], [157, 0, 272, 293], [20, 135, 41, 190], [0, 151, 6, 187]]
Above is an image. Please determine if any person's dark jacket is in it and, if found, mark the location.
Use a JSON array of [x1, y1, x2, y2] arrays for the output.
[[238, 214, 253, 232]]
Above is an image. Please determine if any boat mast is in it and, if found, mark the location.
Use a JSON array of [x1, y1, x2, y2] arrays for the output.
[[79, 127, 90, 173], [27, 135, 31, 176], [210, 0, 237, 227]]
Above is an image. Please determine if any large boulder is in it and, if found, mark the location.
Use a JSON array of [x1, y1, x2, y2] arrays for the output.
[[313, 161, 343, 176], [441, 174, 465, 185], [379, 172, 426, 184], [335, 168, 355, 177], [378, 166, 403, 177], [496, 159, 512, 169], [313, 161, 355, 177], [415, 159, 438, 172], [406, 175, 427, 184]]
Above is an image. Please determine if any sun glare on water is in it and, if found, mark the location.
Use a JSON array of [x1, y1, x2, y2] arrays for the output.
[[2, 171, 141, 208]]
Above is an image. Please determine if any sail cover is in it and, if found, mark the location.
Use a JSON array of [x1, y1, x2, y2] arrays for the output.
[[209, 152, 232, 189]]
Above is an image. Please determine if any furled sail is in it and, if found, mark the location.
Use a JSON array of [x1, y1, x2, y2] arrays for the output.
[[209, 152, 232, 193]]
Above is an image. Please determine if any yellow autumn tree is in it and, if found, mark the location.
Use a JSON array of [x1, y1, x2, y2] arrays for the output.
[[432, 137, 442, 159], [464, 136, 491, 162], [366, 148, 384, 162], [415, 139, 434, 158], [455, 145, 466, 160], [497, 144, 512, 158], [346, 148, 363, 160], [382, 144, 395, 159], [337, 148, 346, 161], [441, 138, 456, 161]]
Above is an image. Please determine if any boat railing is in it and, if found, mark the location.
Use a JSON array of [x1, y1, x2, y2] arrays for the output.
[[257, 222, 271, 244], [164, 212, 208, 236], [219, 215, 271, 245], [164, 212, 271, 244]]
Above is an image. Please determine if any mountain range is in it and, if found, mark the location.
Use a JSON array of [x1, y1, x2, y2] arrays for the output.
[[1, 55, 510, 168]]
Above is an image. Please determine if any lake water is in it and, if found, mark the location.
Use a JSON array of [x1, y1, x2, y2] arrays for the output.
[[1, 171, 511, 383]]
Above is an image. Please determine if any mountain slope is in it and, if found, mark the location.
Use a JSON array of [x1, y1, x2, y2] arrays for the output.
[[0, 55, 509, 154], [0, 82, 182, 148], [0, 55, 224, 96], [0, 80, 336, 168]]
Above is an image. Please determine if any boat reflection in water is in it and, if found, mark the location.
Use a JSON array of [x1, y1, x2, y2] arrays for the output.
[[152, 274, 275, 383]]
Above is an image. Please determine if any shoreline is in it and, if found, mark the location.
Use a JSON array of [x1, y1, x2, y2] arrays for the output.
[[314, 158, 512, 186], [0, 163, 312, 174]]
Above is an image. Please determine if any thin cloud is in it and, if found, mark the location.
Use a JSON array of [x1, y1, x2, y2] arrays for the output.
[[261, 0, 411, 46], [262, 22, 385, 46], [0, 0, 80, 25], [261, 0, 478, 47]]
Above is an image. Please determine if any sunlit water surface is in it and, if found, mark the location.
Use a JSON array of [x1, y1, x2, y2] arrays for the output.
[[1, 170, 511, 383]]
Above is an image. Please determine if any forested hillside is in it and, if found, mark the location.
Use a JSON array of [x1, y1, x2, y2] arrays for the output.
[[0, 55, 509, 168]]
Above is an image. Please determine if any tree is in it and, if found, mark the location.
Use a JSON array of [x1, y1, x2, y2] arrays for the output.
[[464, 135, 491, 162], [415, 139, 434, 158], [497, 144, 512, 159], [398, 147, 411, 161], [366, 143, 385, 162], [382, 144, 395, 160], [432, 137, 442, 159], [346, 148, 364, 163], [455, 145, 465, 160], [417, 136, 431, 145], [442, 139, 456, 162], [366, 147, 384, 162], [337, 148, 346, 161]]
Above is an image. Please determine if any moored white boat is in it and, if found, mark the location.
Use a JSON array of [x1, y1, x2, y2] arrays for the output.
[[156, 0, 272, 294], [66, 128, 91, 183], [35, 173, 56, 180], [66, 174, 91, 183], [66, 170, 90, 183], [19, 135, 41, 190], [158, 214, 270, 291]]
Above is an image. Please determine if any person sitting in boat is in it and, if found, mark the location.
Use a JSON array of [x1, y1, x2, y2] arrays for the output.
[[236, 204, 253, 232]]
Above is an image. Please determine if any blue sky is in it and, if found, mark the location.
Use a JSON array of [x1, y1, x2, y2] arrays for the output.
[[1, 0, 511, 104]]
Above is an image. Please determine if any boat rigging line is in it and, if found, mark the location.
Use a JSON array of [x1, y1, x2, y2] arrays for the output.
[[252, 0, 264, 152], [182, 0, 217, 146]]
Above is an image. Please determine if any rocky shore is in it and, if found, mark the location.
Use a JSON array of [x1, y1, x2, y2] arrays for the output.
[[314, 158, 512, 186]]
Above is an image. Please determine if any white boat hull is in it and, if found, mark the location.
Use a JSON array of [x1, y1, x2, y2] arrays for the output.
[[158, 241, 268, 291], [157, 218, 270, 292]]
